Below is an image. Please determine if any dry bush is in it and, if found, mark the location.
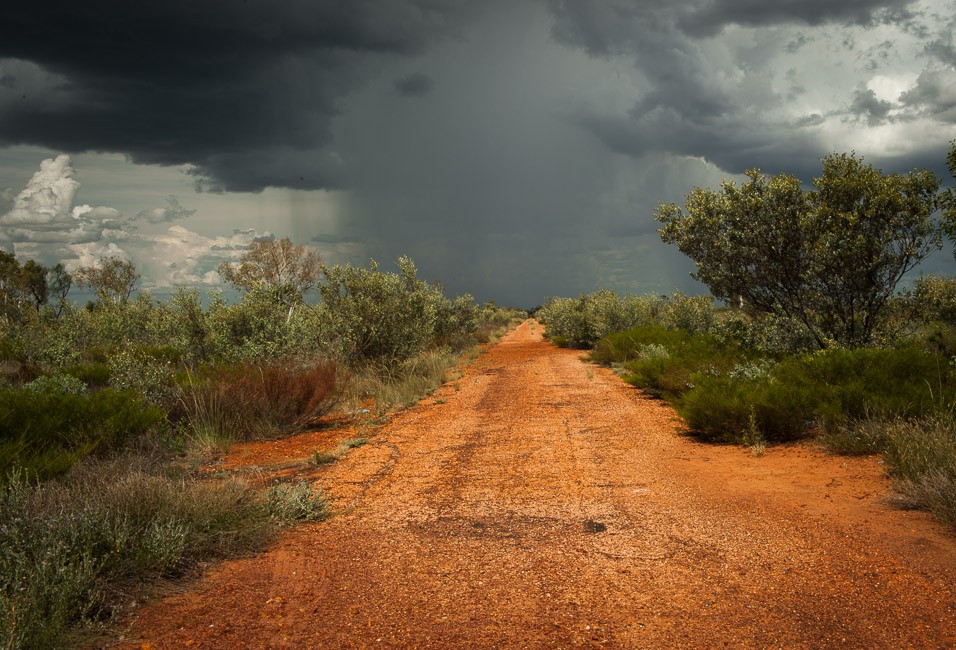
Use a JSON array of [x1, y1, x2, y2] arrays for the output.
[[181, 359, 345, 442]]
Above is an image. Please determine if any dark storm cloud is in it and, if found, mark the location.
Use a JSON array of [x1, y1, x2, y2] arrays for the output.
[[0, 0, 473, 192], [849, 87, 893, 125], [900, 68, 956, 121], [576, 110, 828, 181], [676, 0, 918, 37], [546, 0, 918, 51], [394, 72, 435, 96]]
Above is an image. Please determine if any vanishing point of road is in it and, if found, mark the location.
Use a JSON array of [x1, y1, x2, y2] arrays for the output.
[[125, 320, 956, 648]]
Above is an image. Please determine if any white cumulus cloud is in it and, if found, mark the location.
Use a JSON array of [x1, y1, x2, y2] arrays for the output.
[[0, 154, 121, 244]]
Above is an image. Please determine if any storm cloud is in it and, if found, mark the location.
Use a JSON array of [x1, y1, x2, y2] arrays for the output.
[[0, 0, 954, 305], [0, 0, 477, 192], [546, 0, 956, 183]]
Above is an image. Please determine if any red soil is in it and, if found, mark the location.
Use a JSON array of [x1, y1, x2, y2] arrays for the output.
[[118, 320, 956, 648]]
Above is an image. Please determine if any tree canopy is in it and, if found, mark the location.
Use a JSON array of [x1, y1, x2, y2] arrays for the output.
[[217, 238, 321, 304], [74, 256, 139, 305], [656, 152, 942, 347]]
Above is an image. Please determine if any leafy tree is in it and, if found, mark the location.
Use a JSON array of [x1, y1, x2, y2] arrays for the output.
[[317, 257, 447, 367], [47, 263, 72, 318], [943, 139, 956, 249], [20, 260, 48, 312], [217, 238, 320, 305], [656, 152, 942, 347], [0, 251, 24, 317], [74, 256, 139, 305]]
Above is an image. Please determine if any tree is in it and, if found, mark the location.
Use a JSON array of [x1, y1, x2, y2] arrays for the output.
[[20, 260, 48, 312], [0, 251, 24, 314], [218, 238, 320, 305], [47, 263, 72, 317], [74, 256, 139, 305], [656, 152, 942, 347], [317, 257, 446, 366], [943, 139, 956, 249]]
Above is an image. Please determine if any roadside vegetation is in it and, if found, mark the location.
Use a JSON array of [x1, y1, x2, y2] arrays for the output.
[[540, 143, 956, 532], [0, 241, 524, 647]]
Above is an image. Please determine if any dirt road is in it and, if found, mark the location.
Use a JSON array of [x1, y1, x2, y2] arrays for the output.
[[124, 320, 956, 648]]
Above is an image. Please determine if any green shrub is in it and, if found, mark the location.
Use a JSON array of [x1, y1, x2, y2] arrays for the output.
[[23, 374, 87, 395], [317, 257, 461, 368], [775, 346, 951, 426], [64, 362, 111, 389], [914, 275, 956, 326], [594, 325, 748, 399], [0, 388, 164, 480], [0, 456, 279, 648], [591, 326, 689, 364], [538, 292, 671, 349], [658, 294, 715, 334], [109, 348, 178, 409], [206, 286, 300, 363], [675, 345, 952, 443]]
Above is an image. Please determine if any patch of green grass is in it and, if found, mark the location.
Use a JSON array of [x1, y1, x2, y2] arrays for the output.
[[346, 347, 460, 413], [266, 480, 330, 523]]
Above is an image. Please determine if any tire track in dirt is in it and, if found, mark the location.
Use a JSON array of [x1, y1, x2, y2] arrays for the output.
[[120, 320, 956, 648]]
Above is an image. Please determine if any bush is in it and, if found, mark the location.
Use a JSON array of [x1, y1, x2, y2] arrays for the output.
[[658, 294, 715, 334], [206, 286, 302, 363], [317, 257, 457, 367], [592, 325, 748, 399], [109, 348, 179, 409], [538, 292, 669, 349], [0, 389, 165, 480], [22, 374, 87, 395], [0, 456, 289, 648], [710, 310, 819, 355], [63, 362, 111, 389], [592, 325, 699, 364], [674, 345, 952, 443], [914, 275, 956, 326], [676, 374, 820, 442], [179, 360, 344, 442]]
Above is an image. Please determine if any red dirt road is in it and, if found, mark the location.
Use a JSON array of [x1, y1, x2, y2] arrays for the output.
[[122, 320, 956, 648]]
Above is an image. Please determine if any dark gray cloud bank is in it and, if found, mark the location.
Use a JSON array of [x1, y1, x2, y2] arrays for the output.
[[1, 0, 955, 305]]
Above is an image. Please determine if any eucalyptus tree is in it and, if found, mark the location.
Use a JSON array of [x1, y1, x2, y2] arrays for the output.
[[217, 237, 321, 306], [656, 152, 942, 347]]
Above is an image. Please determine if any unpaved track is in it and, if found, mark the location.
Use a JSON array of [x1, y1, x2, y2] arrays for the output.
[[124, 320, 956, 648]]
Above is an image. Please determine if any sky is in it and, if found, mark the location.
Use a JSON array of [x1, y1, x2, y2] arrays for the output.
[[1, 0, 955, 307]]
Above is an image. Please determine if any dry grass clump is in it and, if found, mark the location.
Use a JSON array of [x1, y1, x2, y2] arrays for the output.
[[179, 359, 345, 447], [822, 415, 956, 528], [344, 347, 459, 414]]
